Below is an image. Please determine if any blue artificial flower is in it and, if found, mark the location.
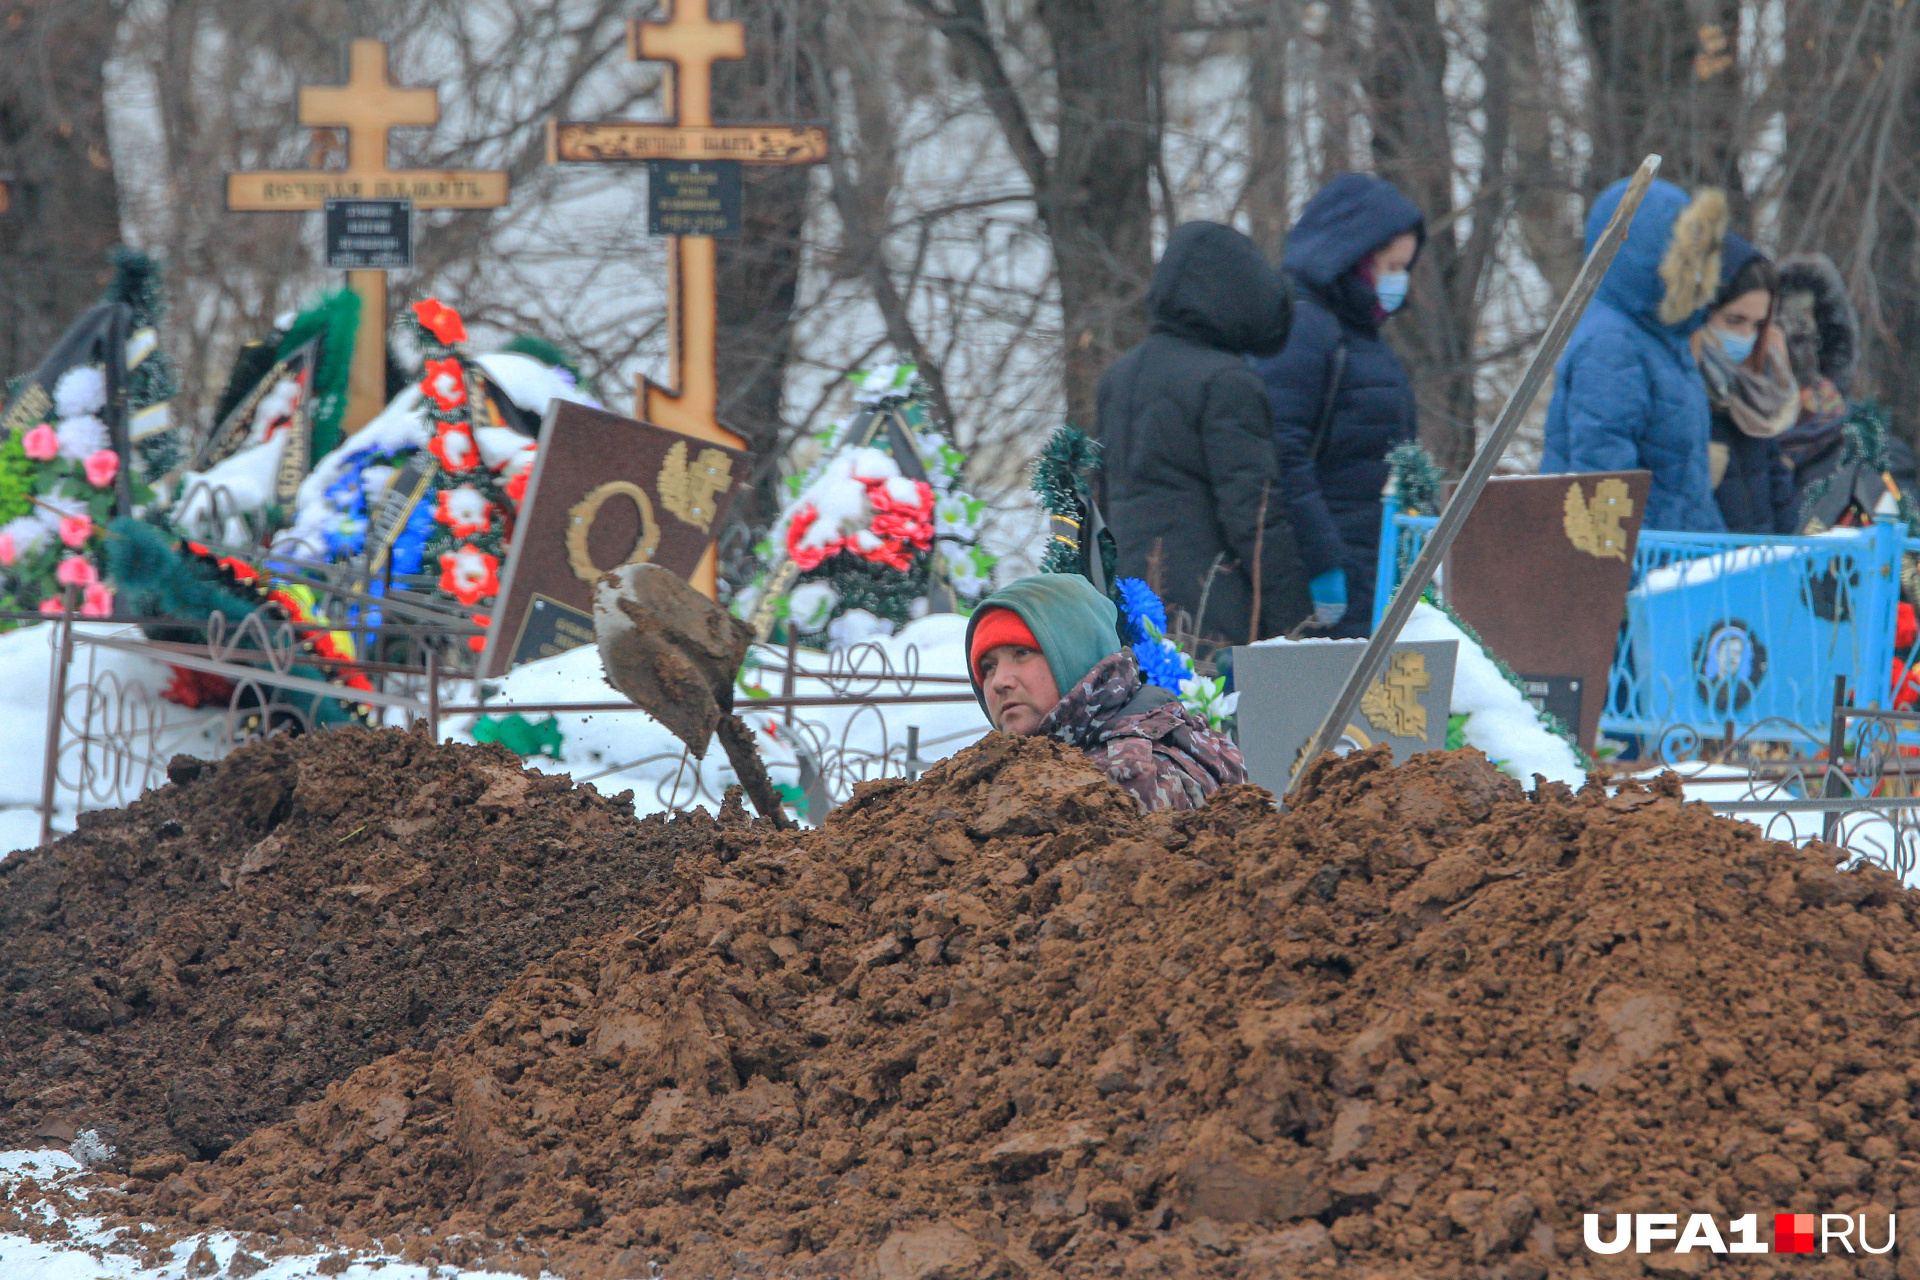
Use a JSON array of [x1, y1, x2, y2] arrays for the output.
[[1116, 576, 1168, 645], [1133, 636, 1190, 693], [389, 497, 440, 576]]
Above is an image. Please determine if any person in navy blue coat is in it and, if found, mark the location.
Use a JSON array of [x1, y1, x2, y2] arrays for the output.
[[1541, 177, 1730, 532], [1694, 236, 1800, 534], [1252, 173, 1424, 638]]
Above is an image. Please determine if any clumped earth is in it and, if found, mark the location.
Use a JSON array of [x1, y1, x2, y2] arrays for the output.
[[0, 723, 702, 1164], [74, 734, 1920, 1280]]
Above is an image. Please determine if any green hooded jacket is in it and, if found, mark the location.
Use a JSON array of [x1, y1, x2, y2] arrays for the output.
[[964, 574, 1123, 717]]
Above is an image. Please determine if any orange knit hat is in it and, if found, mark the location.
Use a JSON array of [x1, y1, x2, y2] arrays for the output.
[[968, 607, 1040, 681]]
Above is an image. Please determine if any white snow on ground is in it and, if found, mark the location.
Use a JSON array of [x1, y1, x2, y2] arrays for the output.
[[0, 1151, 534, 1280]]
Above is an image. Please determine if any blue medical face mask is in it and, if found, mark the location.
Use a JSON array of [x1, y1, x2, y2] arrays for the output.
[[1714, 326, 1757, 363], [1374, 271, 1409, 313]]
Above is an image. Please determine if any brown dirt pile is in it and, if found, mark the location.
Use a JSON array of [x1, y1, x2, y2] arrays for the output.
[[108, 734, 1920, 1279], [0, 724, 703, 1163]]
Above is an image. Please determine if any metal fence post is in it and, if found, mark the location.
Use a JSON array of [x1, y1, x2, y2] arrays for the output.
[[1825, 674, 1849, 845], [38, 593, 77, 847]]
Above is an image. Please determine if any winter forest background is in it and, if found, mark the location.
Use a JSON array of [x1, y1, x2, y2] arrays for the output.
[[0, 0, 1914, 578]]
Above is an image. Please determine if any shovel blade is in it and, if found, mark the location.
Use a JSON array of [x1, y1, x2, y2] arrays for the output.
[[593, 562, 753, 758]]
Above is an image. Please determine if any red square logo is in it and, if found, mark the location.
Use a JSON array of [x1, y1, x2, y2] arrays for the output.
[[1776, 1213, 1818, 1253]]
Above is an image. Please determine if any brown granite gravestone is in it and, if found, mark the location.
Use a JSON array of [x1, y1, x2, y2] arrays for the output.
[[481, 400, 748, 677], [1443, 470, 1651, 750]]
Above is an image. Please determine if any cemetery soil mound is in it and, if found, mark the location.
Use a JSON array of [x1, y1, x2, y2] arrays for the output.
[[0, 724, 702, 1164], [106, 735, 1920, 1279]]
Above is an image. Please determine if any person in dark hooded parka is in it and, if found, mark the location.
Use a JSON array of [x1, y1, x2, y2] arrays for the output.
[[1251, 173, 1425, 638], [1095, 221, 1310, 647]]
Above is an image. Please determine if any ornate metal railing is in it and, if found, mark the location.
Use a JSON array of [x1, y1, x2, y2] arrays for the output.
[[1378, 512, 1909, 757], [31, 588, 984, 843]]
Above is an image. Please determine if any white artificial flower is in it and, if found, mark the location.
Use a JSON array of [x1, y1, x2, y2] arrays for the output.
[[56, 414, 110, 460], [934, 493, 978, 539], [787, 581, 839, 633], [53, 366, 107, 418]]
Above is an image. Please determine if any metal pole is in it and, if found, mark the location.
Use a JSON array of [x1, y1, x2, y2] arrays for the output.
[[425, 645, 441, 744], [1824, 673, 1849, 844], [1292, 154, 1664, 791], [38, 592, 77, 847]]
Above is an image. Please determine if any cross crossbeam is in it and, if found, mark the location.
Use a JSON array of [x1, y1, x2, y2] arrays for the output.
[[547, 2, 830, 596], [227, 40, 511, 433]]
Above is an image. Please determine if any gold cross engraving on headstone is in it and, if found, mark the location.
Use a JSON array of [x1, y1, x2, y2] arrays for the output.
[[227, 40, 511, 433], [547, 0, 828, 597], [1360, 651, 1432, 739], [1562, 477, 1635, 561]]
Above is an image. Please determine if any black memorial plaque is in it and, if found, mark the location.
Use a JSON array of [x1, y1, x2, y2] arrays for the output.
[[1517, 674, 1584, 735], [324, 198, 414, 269], [646, 160, 741, 238], [509, 594, 599, 668]]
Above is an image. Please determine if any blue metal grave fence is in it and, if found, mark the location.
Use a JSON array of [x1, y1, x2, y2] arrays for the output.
[[1375, 505, 1916, 757]]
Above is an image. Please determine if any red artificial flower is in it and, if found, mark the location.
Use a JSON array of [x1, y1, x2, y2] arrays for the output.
[[438, 543, 500, 606], [422, 357, 468, 412], [411, 298, 468, 346], [866, 477, 936, 551], [160, 666, 238, 710], [468, 612, 491, 654], [784, 504, 835, 571], [433, 485, 493, 538], [428, 423, 480, 473], [504, 466, 530, 506]]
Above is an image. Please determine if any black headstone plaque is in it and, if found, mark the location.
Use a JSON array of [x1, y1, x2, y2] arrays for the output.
[[1517, 674, 1584, 734], [647, 160, 741, 238], [509, 593, 598, 668], [324, 198, 414, 268]]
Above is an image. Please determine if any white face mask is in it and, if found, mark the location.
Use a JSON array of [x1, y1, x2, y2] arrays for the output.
[[1374, 271, 1410, 313]]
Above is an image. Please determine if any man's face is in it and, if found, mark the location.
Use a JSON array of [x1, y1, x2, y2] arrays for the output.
[[980, 642, 1060, 735]]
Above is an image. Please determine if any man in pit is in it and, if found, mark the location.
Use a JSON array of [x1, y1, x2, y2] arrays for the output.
[[964, 573, 1246, 812]]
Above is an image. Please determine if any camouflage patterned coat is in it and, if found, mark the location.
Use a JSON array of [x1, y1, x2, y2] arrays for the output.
[[1037, 650, 1246, 811]]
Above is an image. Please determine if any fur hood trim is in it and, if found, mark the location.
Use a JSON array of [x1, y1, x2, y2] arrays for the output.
[[1776, 253, 1859, 395], [1658, 189, 1730, 326]]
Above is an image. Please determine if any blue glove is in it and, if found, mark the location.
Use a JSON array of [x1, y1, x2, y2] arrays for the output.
[[1308, 567, 1348, 627]]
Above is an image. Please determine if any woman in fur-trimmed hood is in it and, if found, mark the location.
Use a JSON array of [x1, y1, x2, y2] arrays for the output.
[[1769, 253, 1919, 529], [1541, 178, 1730, 531]]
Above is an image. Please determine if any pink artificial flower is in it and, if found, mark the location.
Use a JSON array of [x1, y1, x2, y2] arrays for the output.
[[22, 424, 59, 461], [38, 597, 66, 616], [55, 554, 98, 587], [83, 449, 119, 487], [0, 533, 15, 568], [80, 582, 113, 618], [59, 515, 92, 549]]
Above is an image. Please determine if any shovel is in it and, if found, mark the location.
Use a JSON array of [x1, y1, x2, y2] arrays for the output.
[[593, 562, 793, 828]]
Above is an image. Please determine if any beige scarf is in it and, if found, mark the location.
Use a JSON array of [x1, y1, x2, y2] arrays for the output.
[[1693, 327, 1799, 439]]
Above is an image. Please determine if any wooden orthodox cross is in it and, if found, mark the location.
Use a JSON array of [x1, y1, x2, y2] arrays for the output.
[[549, 0, 828, 596], [227, 40, 510, 434]]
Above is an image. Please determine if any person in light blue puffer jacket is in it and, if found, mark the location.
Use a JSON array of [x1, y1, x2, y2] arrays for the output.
[[1541, 177, 1731, 532]]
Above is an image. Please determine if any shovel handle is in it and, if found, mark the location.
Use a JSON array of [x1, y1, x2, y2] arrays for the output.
[[716, 713, 795, 830]]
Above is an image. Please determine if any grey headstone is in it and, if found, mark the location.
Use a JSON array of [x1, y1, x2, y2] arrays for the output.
[[1232, 638, 1459, 796]]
